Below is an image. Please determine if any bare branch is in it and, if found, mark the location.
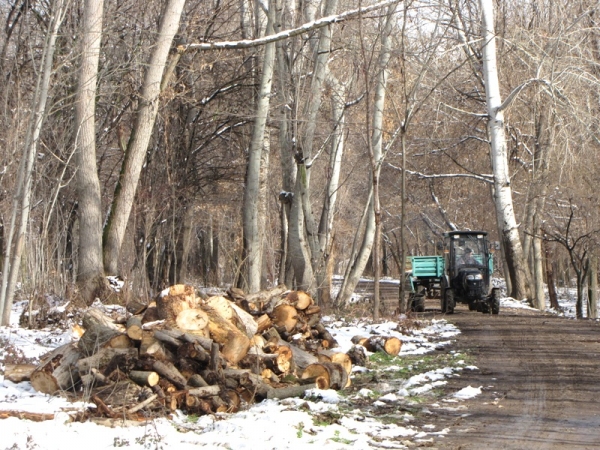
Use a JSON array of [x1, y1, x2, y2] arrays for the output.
[[184, 0, 400, 51], [386, 164, 494, 184]]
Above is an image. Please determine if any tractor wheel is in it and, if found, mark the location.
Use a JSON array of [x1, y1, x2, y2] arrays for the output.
[[442, 289, 455, 314], [491, 288, 501, 315]]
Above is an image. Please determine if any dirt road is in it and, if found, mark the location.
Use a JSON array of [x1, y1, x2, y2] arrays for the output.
[[430, 303, 600, 449]]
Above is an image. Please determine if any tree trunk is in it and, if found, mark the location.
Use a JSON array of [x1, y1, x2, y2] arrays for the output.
[[241, 0, 277, 293], [545, 241, 560, 310], [588, 256, 597, 319], [75, 0, 105, 304], [0, 0, 67, 326], [479, 0, 532, 303], [103, 0, 186, 275]]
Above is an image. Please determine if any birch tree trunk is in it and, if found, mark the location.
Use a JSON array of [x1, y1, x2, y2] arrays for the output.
[[0, 0, 67, 325], [103, 0, 186, 275], [336, 5, 395, 309], [479, 0, 531, 302], [241, 0, 277, 293], [316, 77, 346, 306], [287, 0, 339, 296], [75, 0, 106, 303]]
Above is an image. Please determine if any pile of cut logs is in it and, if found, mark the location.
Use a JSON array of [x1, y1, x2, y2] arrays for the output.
[[6, 284, 402, 420]]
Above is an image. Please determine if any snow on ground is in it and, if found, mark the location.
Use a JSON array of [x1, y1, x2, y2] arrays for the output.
[[0, 278, 582, 449]]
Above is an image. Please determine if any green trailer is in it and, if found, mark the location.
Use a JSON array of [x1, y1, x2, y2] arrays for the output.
[[405, 255, 445, 312], [405, 230, 500, 315]]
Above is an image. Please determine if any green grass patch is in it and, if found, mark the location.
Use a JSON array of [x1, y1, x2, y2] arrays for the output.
[[368, 352, 473, 380]]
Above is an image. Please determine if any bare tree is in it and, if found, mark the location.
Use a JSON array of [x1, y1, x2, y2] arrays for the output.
[[479, 0, 532, 302], [75, 0, 106, 303], [0, 0, 68, 325], [241, 0, 277, 293], [103, 0, 186, 275]]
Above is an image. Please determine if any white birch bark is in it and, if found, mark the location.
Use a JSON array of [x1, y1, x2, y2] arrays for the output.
[[75, 0, 105, 299], [480, 0, 531, 302], [336, 5, 395, 308], [288, 0, 343, 297], [242, 0, 277, 293], [103, 0, 186, 275], [0, 0, 67, 325]]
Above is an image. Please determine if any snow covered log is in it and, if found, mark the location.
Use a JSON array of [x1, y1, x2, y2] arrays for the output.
[[30, 343, 81, 394], [351, 335, 402, 356], [4, 364, 37, 383]]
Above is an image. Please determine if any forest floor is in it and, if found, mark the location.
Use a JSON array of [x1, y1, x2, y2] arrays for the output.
[[422, 300, 600, 449]]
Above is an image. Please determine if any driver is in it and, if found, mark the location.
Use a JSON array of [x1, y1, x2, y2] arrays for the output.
[[458, 247, 477, 266]]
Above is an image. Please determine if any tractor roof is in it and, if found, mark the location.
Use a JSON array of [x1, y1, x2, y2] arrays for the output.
[[444, 230, 488, 237]]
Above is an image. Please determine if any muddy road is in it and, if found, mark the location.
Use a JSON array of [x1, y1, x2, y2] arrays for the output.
[[426, 302, 600, 449]]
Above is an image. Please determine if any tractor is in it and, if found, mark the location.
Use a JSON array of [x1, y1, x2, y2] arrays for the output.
[[406, 230, 501, 314]]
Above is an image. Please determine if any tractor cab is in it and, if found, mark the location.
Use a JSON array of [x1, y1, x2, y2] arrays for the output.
[[441, 231, 500, 314]]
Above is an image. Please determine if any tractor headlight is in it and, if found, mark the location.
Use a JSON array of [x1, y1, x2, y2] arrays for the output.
[[466, 273, 483, 280]]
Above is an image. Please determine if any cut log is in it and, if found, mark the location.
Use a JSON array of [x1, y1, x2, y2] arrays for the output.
[[285, 341, 318, 374], [156, 284, 196, 322], [78, 326, 132, 356], [255, 314, 272, 334], [347, 344, 368, 367], [318, 351, 352, 376], [30, 343, 81, 394], [202, 304, 250, 365], [152, 360, 187, 389], [305, 305, 321, 316], [126, 299, 148, 316], [245, 284, 288, 305], [240, 344, 293, 375], [129, 370, 160, 387], [126, 315, 143, 341], [78, 308, 132, 356], [230, 302, 259, 338], [222, 369, 272, 399], [4, 364, 36, 383], [286, 291, 313, 310], [82, 308, 121, 331], [301, 362, 348, 390], [155, 328, 214, 352], [187, 385, 220, 397], [187, 373, 209, 388], [318, 351, 352, 388], [177, 342, 209, 364], [77, 347, 139, 374], [206, 296, 236, 322], [314, 323, 338, 349], [271, 304, 298, 333], [175, 308, 209, 333], [141, 306, 160, 324], [140, 333, 174, 361], [153, 329, 185, 348], [267, 382, 319, 400], [359, 336, 402, 356]]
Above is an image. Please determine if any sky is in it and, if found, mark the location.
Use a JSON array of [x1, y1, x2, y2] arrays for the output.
[[0, 279, 581, 450]]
